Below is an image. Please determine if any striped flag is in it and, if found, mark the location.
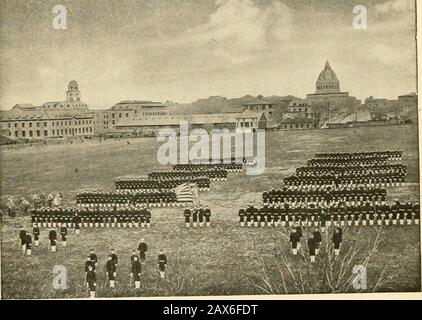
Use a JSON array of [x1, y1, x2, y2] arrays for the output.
[[175, 183, 194, 203]]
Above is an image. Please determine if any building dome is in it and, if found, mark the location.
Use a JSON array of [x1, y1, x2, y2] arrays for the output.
[[315, 61, 340, 94]]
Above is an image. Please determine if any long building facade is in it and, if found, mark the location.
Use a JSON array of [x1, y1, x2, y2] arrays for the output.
[[0, 81, 94, 140], [92, 100, 170, 135]]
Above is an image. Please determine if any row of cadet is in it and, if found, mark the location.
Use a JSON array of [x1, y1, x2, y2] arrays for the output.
[[75, 191, 179, 206], [284, 150, 406, 187], [183, 208, 212, 227], [288, 226, 344, 260], [263, 186, 387, 203], [149, 170, 228, 181], [173, 163, 243, 173], [314, 150, 402, 160], [31, 207, 152, 228], [84, 243, 167, 298], [238, 201, 420, 227], [18, 227, 69, 256]]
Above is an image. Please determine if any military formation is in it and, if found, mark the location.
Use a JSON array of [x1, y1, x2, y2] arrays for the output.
[[7, 150, 418, 296], [239, 150, 418, 261], [183, 207, 212, 227], [31, 207, 153, 228]]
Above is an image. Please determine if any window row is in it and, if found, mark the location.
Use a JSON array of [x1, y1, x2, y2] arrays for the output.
[[8, 119, 93, 128]]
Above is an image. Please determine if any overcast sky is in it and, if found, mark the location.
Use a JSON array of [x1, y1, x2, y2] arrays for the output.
[[0, 0, 417, 109]]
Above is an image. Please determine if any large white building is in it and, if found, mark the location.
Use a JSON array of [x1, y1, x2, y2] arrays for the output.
[[92, 100, 170, 135], [0, 81, 94, 140]]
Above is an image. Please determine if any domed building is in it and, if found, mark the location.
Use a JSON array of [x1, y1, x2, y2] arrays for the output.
[[315, 61, 341, 94]]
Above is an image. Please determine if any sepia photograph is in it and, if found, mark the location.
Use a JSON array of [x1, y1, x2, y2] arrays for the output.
[[0, 0, 420, 301]]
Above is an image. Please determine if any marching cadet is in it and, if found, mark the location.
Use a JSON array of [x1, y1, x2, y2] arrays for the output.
[[295, 225, 303, 251], [131, 256, 142, 289], [238, 208, 246, 227], [49, 229, 57, 252], [72, 213, 81, 235], [198, 207, 205, 227], [60, 225, 68, 247], [19, 229, 27, 255], [245, 205, 253, 227], [257, 207, 265, 227], [145, 209, 152, 228], [192, 207, 198, 228], [89, 249, 98, 268], [332, 227, 343, 256], [204, 207, 211, 227], [106, 255, 117, 288], [413, 202, 420, 225], [307, 234, 317, 263], [158, 250, 167, 279], [313, 228, 322, 255], [33, 226, 40, 246], [86, 264, 97, 298], [110, 249, 118, 276], [138, 238, 148, 264], [289, 228, 300, 255], [253, 206, 259, 227], [184, 209, 191, 228], [25, 233, 32, 256], [405, 201, 413, 225], [85, 256, 96, 273]]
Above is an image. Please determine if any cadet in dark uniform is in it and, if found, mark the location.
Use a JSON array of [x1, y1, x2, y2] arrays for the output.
[[295, 225, 303, 251], [332, 227, 343, 256], [86, 264, 97, 298], [307, 234, 317, 263], [313, 228, 322, 255], [89, 249, 98, 268], [106, 255, 117, 288], [192, 208, 198, 228], [238, 209, 246, 227], [85, 256, 96, 274], [33, 226, 40, 246], [25, 233, 32, 256], [138, 238, 148, 264], [131, 256, 142, 289], [245, 206, 253, 227], [204, 207, 211, 227], [184, 209, 191, 228], [158, 250, 167, 279], [73, 213, 81, 235], [198, 208, 205, 227], [110, 249, 118, 278], [60, 226, 68, 247], [19, 229, 27, 255], [289, 229, 300, 255], [49, 229, 57, 252], [413, 202, 420, 225]]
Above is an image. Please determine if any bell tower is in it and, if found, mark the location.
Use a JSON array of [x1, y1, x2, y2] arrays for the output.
[[66, 80, 81, 102]]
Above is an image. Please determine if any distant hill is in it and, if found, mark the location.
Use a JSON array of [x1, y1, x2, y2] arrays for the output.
[[168, 95, 299, 115]]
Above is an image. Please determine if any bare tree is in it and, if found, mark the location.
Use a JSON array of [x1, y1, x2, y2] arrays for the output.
[[248, 225, 399, 295]]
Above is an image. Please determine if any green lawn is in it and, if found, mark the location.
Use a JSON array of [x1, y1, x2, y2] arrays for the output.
[[0, 125, 420, 298]]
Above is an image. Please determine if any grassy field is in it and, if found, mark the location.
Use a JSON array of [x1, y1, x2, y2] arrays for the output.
[[0, 125, 420, 298]]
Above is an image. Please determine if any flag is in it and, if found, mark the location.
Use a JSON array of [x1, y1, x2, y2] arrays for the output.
[[175, 183, 194, 203]]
